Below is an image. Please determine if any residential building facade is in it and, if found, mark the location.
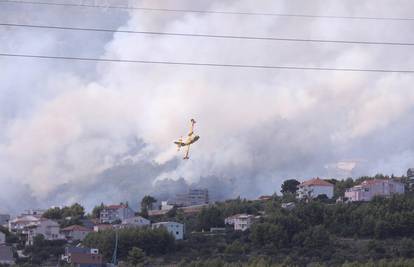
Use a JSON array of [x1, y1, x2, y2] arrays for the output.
[[62, 247, 103, 267], [99, 204, 135, 224], [61, 225, 92, 241], [345, 179, 405, 202], [152, 222, 184, 240], [121, 216, 150, 228], [25, 219, 63, 245], [225, 214, 255, 231], [9, 214, 41, 233], [298, 178, 334, 199]]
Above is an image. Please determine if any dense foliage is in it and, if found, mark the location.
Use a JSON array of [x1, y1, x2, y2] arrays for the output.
[[82, 227, 175, 261], [22, 235, 66, 265], [42, 203, 85, 227]]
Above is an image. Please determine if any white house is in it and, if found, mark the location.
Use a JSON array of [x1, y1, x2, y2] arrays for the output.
[[0, 232, 5, 244], [61, 225, 92, 241], [25, 219, 64, 245], [121, 216, 150, 228], [152, 222, 184, 240], [225, 214, 255, 231], [100, 204, 135, 224], [9, 214, 41, 233], [298, 178, 334, 199], [345, 179, 405, 202]]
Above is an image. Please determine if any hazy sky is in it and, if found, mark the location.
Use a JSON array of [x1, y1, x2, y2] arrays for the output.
[[1, 0, 414, 213]]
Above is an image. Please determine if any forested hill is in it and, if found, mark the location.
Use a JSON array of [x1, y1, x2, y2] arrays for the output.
[[83, 190, 414, 266]]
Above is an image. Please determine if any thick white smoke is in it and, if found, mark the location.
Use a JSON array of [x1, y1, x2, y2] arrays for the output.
[[1, 0, 414, 212]]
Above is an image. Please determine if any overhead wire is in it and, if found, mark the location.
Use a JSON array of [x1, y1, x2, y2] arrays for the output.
[[0, 53, 413, 73], [1, 22, 414, 47], [1, 0, 414, 22]]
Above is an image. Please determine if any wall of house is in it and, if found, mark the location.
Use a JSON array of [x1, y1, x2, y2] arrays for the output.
[[153, 223, 184, 240], [299, 185, 333, 199]]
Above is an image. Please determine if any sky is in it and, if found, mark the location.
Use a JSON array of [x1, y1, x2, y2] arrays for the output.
[[1, 0, 414, 213]]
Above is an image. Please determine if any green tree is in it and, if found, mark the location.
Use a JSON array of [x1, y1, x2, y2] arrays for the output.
[[92, 203, 105, 219], [197, 206, 224, 231], [141, 195, 157, 213], [127, 247, 145, 265], [281, 179, 300, 195]]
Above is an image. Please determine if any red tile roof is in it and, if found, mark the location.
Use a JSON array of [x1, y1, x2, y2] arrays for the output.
[[301, 178, 333, 187], [361, 179, 389, 185]]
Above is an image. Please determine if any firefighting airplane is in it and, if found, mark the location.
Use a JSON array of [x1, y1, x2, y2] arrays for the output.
[[174, 119, 200, 159]]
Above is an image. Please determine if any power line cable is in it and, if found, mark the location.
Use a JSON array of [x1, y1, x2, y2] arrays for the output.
[[2, 22, 414, 47], [0, 52, 413, 73], [1, 0, 414, 22]]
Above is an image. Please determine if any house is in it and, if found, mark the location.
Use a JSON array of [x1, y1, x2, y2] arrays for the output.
[[152, 222, 184, 240], [9, 214, 41, 233], [61, 225, 92, 241], [0, 232, 5, 244], [298, 178, 334, 199], [99, 204, 135, 224], [224, 215, 238, 225], [225, 214, 255, 231], [345, 179, 405, 202], [0, 215, 10, 227], [80, 218, 98, 229], [121, 216, 150, 228], [62, 247, 103, 267], [25, 219, 64, 245], [0, 245, 14, 265]]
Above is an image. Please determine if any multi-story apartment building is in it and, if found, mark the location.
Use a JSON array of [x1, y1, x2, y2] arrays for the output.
[[175, 189, 209, 207], [99, 204, 135, 224]]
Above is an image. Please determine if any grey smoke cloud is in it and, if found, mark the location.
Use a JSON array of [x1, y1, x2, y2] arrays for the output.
[[1, 0, 414, 213]]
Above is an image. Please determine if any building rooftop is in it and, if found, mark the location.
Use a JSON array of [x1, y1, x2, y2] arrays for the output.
[[301, 178, 333, 187]]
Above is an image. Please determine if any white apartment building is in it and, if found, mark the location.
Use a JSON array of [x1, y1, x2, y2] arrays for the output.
[[9, 214, 41, 233], [152, 222, 184, 240], [298, 178, 334, 199]]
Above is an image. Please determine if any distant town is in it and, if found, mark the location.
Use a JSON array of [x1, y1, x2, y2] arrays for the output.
[[0, 168, 414, 266]]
